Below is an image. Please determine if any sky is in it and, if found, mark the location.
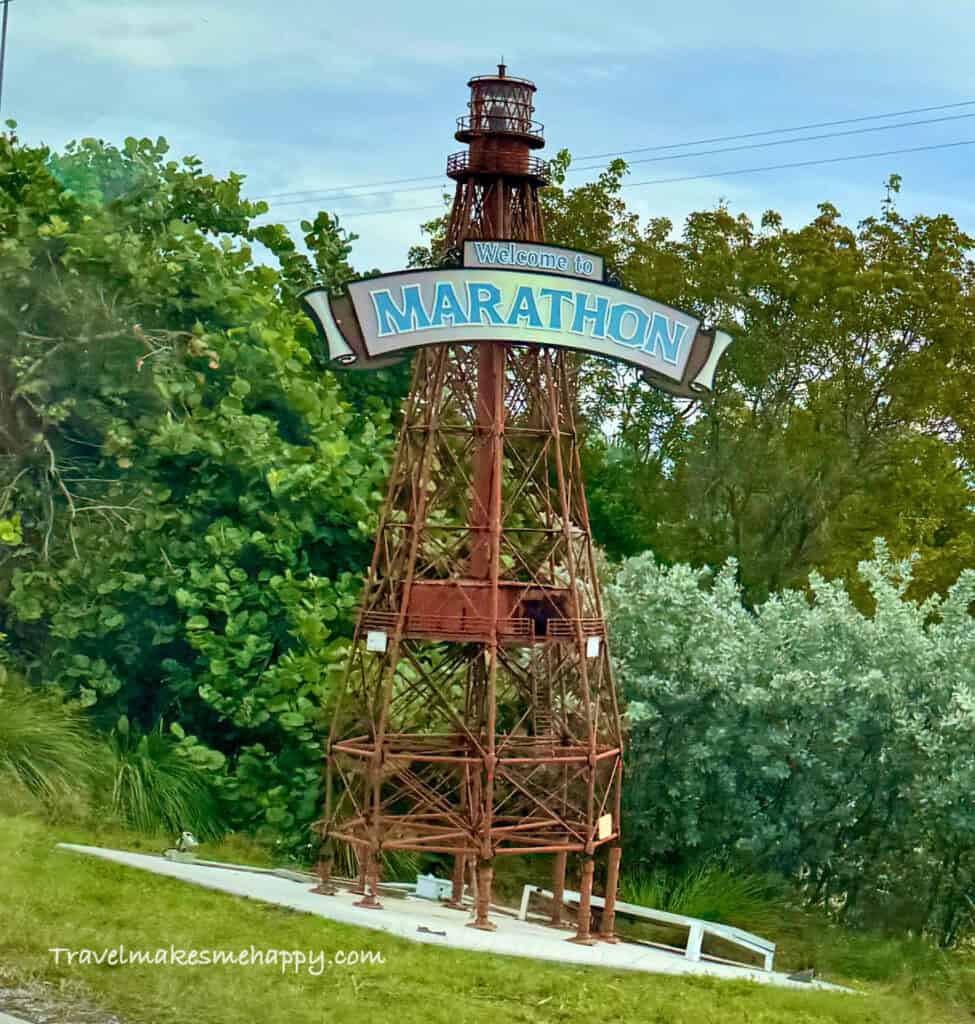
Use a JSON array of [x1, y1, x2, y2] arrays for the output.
[[5, 0, 975, 271]]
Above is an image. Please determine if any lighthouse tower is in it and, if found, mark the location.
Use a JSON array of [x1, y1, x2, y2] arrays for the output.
[[322, 66, 625, 941], [446, 63, 547, 245]]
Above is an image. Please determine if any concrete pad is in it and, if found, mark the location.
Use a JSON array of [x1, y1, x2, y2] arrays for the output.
[[56, 843, 848, 992], [0, 1013, 33, 1024]]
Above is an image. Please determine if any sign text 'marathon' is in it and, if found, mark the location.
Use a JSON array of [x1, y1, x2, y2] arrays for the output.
[[300, 264, 732, 396], [348, 268, 700, 383], [370, 278, 688, 366]]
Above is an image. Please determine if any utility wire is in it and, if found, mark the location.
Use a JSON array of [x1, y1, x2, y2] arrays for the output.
[[622, 136, 975, 190], [257, 109, 975, 212], [573, 98, 975, 164], [264, 203, 446, 226], [265, 182, 446, 210], [257, 135, 975, 228], [605, 110, 975, 171], [0, 0, 12, 116], [251, 98, 975, 203], [257, 170, 447, 201]]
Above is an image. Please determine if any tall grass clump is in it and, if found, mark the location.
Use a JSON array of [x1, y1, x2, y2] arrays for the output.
[[108, 718, 224, 841], [620, 862, 787, 932], [0, 672, 104, 808], [329, 838, 419, 881]]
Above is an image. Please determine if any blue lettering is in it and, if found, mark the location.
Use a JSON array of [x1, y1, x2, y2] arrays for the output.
[[505, 285, 544, 328], [466, 282, 504, 325], [607, 303, 650, 348], [430, 281, 470, 327], [645, 313, 688, 363], [539, 288, 574, 329], [472, 241, 501, 263], [571, 292, 609, 338], [372, 285, 431, 337]]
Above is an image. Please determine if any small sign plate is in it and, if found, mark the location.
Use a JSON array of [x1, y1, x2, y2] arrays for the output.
[[463, 240, 604, 282], [366, 630, 388, 653]]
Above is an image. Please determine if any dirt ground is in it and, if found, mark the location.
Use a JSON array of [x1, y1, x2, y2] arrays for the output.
[[0, 970, 126, 1024]]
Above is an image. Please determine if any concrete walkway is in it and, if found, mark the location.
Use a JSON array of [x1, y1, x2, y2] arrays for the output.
[[57, 843, 847, 992], [0, 1013, 32, 1024]]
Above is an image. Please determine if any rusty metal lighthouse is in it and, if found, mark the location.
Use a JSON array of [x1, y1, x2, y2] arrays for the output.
[[320, 64, 625, 940], [445, 63, 547, 246]]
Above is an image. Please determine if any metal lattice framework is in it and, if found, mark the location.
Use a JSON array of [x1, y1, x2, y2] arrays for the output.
[[321, 65, 624, 940]]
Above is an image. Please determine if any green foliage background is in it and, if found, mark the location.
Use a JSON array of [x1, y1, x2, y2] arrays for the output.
[[3, 124, 975, 945], [0, 126, 392, 847], [539, 157, 975, 606]]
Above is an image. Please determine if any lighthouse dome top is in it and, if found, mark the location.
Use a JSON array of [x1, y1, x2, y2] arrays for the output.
[[455, 63, 544, 148], [467, 63, 537, 92]]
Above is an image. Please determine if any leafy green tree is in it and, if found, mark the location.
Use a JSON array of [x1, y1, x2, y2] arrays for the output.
[[0, 125, 392, 846], [544, 161, 975, 604]]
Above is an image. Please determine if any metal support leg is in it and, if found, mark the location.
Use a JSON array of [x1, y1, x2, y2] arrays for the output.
[[686, 923, 704, 961], [548, 850, 568, 928], [351, 849, 367, 895], [444, 853, 467, 909], [311, 856, 336, 895], [467, 858, 497, 931], [354, 850, 383, 909], [518, 884, 533, 921], [598, 845, 621, 943], [568, 856, 596, 945]]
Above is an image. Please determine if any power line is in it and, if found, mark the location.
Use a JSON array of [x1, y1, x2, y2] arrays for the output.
[[257, 170, 446, 203], [257, 109, 975, 212], [571, 98, 975, 165], [265, 182, 446, 210], [622, 136, 975, 189], [250, 98, 975, 204], [0, 0, 12, 116], [264, 203, 446, 227], [256, 135, 975, 228], [605, 110, 975, 171]]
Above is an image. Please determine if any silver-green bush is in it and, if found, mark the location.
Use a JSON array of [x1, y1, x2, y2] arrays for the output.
[[608, 540, 975, 945]]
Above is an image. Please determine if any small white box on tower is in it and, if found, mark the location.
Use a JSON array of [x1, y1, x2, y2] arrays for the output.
[[366, 630, 388, 653]]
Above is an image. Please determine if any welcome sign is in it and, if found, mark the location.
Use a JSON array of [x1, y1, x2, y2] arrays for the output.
[[302, 249, 732, 397], [463, 240, 604, 281]]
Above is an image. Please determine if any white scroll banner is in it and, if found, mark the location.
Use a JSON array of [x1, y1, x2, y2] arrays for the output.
[[302, 267, 732, 396]]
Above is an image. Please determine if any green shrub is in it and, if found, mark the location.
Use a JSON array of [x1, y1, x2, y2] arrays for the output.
[[609, 545, 975, 944]]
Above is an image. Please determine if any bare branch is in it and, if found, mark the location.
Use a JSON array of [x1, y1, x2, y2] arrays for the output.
[[42, 438, 79, 559]]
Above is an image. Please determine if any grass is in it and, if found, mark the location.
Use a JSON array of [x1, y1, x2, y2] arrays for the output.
[[107, 720, 224, 840], [2, 811, 973, 1024], [0, 675, 106, 806], [0, 677, 225, 844], [619, 864, 787, 933]]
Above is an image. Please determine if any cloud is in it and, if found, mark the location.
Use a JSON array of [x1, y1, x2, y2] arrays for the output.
[[17, 0, 971, 85], [7, 0, 974, 273]]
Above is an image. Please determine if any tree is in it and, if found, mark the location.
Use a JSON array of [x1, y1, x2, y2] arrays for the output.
[[0, 125, 392, 846], [543, 160, 975, 605]]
